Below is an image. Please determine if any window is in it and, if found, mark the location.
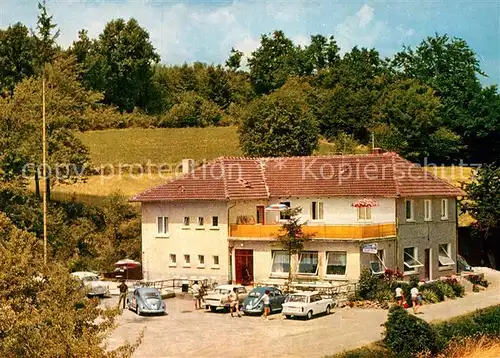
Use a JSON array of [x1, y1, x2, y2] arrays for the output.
[[197, 217, 204, 226], [212, 216, 219, 227], [311, 201, 324, 220], [198, 255, 205, 265], [271, 251, 290, 273], [184, 254, 190, 265], [405, 200, 414, 221], [357, 207, 372, 220], [280, 202, 291, 220], [370, 249, 386, 275], [438, 244, 455, 268], [213, 255, 219, 266], [424, 200, 432, 221], [157, 217, 169, 235], [183, 217, 190, 226], [326, 252, 346, 275], [404, 247, 423, 272], [298, 251, 319, 275], [441, 199, 449, 220], [169, 254, 176, 264]]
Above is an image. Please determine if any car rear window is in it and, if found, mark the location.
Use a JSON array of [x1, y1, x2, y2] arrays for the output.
[[144, 292, 160, 297], [248, 291, 261, 298], [287, 295, 307, 303]]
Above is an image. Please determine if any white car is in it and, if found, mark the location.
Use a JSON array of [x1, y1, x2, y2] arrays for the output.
[[204, 284, 248, 312], [71, 271, 110, 298], [282, 291, 333, 320]]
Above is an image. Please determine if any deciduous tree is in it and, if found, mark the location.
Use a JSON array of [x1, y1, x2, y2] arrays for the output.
[[238, 78, 319, 156]]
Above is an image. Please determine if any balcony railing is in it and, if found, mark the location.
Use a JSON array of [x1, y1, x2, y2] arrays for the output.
[[229, 223, 396, 240]]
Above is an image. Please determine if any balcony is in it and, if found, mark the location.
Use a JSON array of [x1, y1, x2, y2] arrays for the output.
[[229, 223, 396, 240]]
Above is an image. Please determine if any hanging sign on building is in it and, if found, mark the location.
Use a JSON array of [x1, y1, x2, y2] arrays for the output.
[[362, 243, 378, 254]]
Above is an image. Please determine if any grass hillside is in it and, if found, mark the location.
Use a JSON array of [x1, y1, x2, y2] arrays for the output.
[[77, 126, 362, 167]]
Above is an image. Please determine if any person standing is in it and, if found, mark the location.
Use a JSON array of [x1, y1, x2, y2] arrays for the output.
[[192, 281, 202, 310], [410, 286, 421, 314], [229, 287, 242, 317], [395, 285, 404, 307], [262, 290, 271, 320], [117, 280, 128, 312]]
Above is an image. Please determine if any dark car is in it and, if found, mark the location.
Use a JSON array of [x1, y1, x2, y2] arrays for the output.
[[457, 255, 474, 272], [241, 286, 286, 315]]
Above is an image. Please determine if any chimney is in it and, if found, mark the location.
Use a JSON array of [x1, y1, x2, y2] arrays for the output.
[[181, 159, 195, 174], [371, 147, 382, 155]]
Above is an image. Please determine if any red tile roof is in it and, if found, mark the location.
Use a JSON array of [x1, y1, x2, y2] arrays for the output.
[[131, 153, 464, 202]]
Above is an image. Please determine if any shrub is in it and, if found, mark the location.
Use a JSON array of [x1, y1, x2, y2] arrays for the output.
[[466, 274, 489, 288], [421, 289, 440, 304], [444, 278, 465, 298], [358, 268, 380, 300], [434, 305, 500, 346], [376, 289, 394, 303], [473, 284, 480, 292], [409, 274, 420, 288], [384, 305, 442, 357]]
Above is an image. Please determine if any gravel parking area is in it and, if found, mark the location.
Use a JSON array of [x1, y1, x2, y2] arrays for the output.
[[106, 268, 500, 357], [105, 296, 386, 358]]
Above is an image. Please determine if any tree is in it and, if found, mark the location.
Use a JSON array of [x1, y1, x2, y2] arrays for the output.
[[0, 212, 140, 357], [7, 55, 97, 197], [296, 34, 340, 76], [392, 34, 487, 161], [225, 47, 243, 71], [0, 23, 36, 95], [80, 18, 159, 112], [372, 78, 461, 161], [33, 0, 60, 71], [248, 30, 298, 94], [462, 164, 500, 268], [238, 78, 319, 156], [275, 207, 313, 285]]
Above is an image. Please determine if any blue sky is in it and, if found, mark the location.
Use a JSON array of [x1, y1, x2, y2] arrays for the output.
[[1, 0, 498, 86]]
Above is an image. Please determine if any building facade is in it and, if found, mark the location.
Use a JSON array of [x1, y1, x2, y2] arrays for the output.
[[132, 153, 463, 284]]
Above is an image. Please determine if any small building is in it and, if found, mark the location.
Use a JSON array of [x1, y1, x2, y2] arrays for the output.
[[131, 152, 463, 285]]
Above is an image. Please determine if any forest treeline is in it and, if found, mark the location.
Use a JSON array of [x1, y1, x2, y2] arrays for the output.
[[1, 7, 499, 165]]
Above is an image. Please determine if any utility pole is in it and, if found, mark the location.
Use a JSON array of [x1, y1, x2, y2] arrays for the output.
[[371, 132, 375, 150], [42, 68, 47, 266]]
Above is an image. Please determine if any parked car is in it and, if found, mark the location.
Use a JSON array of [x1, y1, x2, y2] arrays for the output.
[[241, 286, 287, 315], [282, 291, 333, 320], [71, 271, 110, 298], [204, 284, 248, 312], [127, 287, 166, 316], [457, 255, 474, 272]]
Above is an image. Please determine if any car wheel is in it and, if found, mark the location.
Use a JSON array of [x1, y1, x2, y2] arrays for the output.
[[325, 305, 331, 315], [306, 310, 313, 320], [285, 315, 291, 319], [210, 306, 217, 312]]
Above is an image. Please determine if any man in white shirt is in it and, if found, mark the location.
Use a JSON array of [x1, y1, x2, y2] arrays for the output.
[[229, 287, 242, 317], [410, 286, 421, 314], [262, 290, 271, 320], [192, 281, 201, 310]]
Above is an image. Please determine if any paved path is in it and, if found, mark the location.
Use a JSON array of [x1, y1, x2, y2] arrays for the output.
[[107, 269, 500, 358]]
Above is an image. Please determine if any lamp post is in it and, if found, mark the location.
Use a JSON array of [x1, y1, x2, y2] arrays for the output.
[[42, 70, 47, 266]]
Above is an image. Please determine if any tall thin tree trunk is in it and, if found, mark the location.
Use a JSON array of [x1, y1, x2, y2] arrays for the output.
[[34, 170, 40, 199]]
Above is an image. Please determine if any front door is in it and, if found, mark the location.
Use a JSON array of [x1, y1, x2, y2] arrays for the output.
[[235, 249, 254, 285], [256, 205, 265, 224], [424, 249, 430, 280]]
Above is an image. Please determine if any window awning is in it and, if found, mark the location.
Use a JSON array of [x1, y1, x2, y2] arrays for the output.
[[265, 204, 289, 212], [438, 255, 455, 266], [352, 198, 379, 208], [404, 252, 424, 269]]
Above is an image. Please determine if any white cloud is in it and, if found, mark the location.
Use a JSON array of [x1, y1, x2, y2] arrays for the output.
[[357, 4, 374, 28], [294, 34, 311, 48], [334, 4, 388, 53]]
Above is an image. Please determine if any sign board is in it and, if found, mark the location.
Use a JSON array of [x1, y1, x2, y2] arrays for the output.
[[362, 243, 378, 254]]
